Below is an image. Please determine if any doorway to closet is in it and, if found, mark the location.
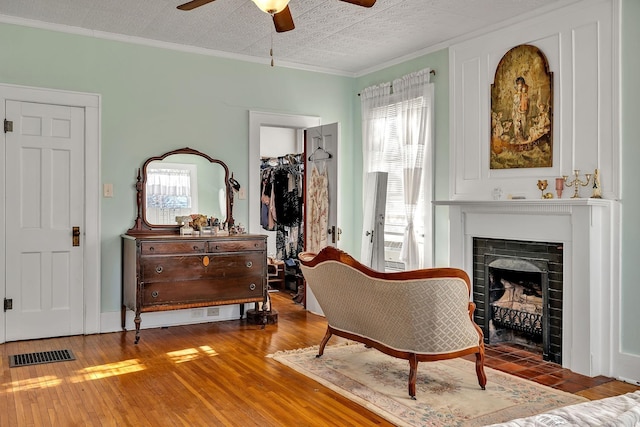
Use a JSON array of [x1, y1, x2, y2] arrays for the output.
[[248, 112, 339, 315]]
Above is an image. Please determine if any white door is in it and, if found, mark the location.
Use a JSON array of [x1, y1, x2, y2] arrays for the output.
[[304, 122, 339, 315], [4, 100, 85, 341]]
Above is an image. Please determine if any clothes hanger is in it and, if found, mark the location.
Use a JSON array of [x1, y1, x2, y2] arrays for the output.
[[308, 146, 333, 162]]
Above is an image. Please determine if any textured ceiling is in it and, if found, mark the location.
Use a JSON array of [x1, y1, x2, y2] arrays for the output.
[[0, 0, 578, 75]]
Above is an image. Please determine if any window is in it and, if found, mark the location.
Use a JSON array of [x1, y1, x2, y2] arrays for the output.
[[369, 101, 427, 271], [361, 69, 434, 271]]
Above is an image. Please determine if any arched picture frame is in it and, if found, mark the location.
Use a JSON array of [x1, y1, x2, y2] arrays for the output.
[[491, 44, 553, 169]]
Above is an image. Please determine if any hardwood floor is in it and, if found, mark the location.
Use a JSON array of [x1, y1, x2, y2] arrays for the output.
[[1, 291, 638, 426]]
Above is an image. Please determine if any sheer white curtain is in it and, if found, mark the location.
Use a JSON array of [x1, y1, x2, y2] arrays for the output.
[[393, 69, 433, 270], [360, 68, 434, 270], [361, 82, 392, 174]]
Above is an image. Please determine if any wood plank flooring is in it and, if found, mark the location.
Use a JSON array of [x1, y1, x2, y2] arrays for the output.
[[1, 291, 638, 426]]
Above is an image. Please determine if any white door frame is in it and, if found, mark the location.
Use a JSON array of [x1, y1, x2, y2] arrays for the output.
[[248, 111, 320, 236], [0, 83, 101, 343]]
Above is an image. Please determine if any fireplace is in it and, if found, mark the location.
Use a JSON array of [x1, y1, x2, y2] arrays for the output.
[[434, 199, 617, 377], [473, 238, 563, 363]]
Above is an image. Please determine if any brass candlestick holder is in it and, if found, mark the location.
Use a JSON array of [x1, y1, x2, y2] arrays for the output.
[[563, 170, 591, 198]]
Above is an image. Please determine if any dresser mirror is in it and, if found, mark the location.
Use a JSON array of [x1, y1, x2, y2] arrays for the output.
[[127, 147, 234, 234]]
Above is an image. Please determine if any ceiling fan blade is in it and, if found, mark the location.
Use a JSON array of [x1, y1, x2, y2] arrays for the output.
[[339, 0, 376, 7], [177, 0, 216, 11], [273, 6, 295, 33]]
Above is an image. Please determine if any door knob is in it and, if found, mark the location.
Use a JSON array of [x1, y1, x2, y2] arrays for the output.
[[365, 230, 374, 243]]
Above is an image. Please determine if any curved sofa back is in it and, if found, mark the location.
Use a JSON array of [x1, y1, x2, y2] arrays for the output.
[[300, 253, 481, 355]]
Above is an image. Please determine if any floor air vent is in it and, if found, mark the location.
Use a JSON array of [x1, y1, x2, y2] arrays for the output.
[[9, 349, 76, 367]]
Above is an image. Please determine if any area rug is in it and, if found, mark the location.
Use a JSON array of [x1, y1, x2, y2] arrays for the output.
[[269, 343, 588, 427]]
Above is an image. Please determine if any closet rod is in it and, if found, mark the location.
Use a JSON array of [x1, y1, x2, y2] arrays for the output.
[[357, 69, 435, 96]]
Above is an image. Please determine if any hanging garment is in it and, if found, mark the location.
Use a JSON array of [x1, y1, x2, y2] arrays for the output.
[[273, 168, 302, 227], [260, 172, 273, 230], [260, 155, 304, 257], [306, 163, 329, 253]]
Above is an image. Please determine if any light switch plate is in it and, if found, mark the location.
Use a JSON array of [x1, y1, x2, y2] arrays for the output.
[[103, 183, 114, 198], [238, 188, 246, 200]]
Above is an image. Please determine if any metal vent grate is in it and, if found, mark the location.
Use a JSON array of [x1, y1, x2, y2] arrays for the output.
[[9, 349, 75, 368]]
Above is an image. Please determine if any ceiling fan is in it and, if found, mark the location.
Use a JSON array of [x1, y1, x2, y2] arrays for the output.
[[177, 0, 376, 33]]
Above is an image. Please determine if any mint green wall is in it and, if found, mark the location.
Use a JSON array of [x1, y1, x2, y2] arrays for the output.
[[354, 50, 451, 267], [0, 22, 356, 313], [621, 0, 640, 355]]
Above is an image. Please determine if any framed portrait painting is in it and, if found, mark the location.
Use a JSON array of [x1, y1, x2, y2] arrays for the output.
[[490, 44, 553, 169]]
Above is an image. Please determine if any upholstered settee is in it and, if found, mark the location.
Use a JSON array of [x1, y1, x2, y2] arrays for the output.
[[298, 247, 487, 399]]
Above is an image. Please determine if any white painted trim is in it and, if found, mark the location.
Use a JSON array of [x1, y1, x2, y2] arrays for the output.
[[0, 83, 101, 342], [104, 304, 248, 335], [248, 111, 320, 237]]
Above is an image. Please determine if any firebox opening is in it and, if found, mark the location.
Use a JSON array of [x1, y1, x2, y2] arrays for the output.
[[488, 267, 544, 353], [484, 255, 551, 360]]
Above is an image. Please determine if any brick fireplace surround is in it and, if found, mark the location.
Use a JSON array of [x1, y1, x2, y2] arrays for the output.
[[474, 238, 564, 364], [435, 199, 617, 378]]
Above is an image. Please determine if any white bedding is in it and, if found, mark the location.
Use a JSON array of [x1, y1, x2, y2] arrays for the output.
[[489, 391, 640, 426]]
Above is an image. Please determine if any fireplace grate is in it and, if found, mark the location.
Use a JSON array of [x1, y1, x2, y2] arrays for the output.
[[491, 305, 542, 336], [9, 349, 75, 368]]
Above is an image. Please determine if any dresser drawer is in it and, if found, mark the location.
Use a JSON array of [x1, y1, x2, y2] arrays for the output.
[[141, 252, 265, 283], [141, 276, 263, 307], [207, 239, 266, 253], [140, 241, 206, 255]]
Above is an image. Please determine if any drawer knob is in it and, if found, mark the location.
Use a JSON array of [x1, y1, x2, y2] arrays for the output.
[[249, 283, 256, 291], [151, 291, 159, 298], [149, 246, 155, 252], [193, 245, 200, 251], [155, 265, 163, 274], [246, 261, 253, 268]]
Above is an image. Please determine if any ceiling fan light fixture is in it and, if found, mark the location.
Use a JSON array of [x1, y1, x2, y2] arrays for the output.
[[251, 0, 290, 14]]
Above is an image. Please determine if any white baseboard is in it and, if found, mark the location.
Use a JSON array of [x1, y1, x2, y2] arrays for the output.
[[613, 351, 640, 385], [100, 304, 252, 334]]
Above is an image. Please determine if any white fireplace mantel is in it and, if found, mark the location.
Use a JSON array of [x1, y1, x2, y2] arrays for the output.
[[434, 198, 620, 377]]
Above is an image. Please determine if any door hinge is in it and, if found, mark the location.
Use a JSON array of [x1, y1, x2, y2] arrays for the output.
[[4, 119, 13, 133], [4, 298, 12, 311]]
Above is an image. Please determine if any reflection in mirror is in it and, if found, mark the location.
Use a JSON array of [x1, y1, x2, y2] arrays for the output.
[[144, 154, 227, 225], [146, 162, 198, 224]]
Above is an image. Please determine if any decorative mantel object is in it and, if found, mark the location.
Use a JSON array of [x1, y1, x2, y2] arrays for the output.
[[555, 177, 565, 198], [591, 168, 602, 198], [537, 179, 552, 199], [564, 170, 591, 198], [491, 45, 554, 169]]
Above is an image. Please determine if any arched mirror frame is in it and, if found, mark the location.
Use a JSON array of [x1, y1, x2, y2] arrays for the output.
[[127, 147, 234, 235]]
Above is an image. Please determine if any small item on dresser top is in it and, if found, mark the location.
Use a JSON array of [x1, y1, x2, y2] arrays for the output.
[[176, 216, 194, 235], [508, 194, 526, 200]]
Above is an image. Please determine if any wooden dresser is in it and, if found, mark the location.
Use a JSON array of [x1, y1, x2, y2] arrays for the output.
[[122, 233, 267, 343]]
